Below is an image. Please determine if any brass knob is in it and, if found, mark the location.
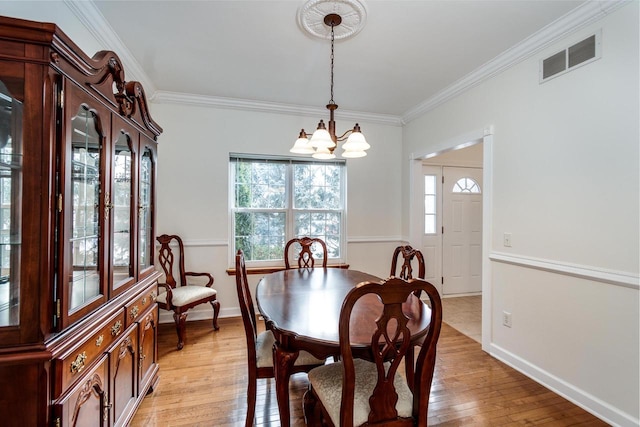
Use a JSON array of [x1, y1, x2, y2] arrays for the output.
[[111, 320, 122, 336], [70, 352, 87, 374]]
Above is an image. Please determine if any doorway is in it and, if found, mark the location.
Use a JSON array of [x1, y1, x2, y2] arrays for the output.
[[415, 142, 484, 342]]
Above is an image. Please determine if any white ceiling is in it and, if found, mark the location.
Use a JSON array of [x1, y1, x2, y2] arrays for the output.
[[90, 0, 586, 120]]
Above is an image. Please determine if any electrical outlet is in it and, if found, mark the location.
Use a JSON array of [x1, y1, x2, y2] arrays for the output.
[[503, 233, 512, 247], [502, 311, 512, 328]]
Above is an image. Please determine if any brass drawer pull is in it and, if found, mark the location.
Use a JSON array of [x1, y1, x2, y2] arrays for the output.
[[130, 306, 140, 319], [142, 297, 148, 306], [70, 352, 87, 374], [150, 291, 157, 302], [95, 335, 104, 347], [111, 320, 122, 337]]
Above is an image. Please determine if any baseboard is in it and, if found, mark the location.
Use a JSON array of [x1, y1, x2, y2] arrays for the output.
[[490, 343, 639, 427]]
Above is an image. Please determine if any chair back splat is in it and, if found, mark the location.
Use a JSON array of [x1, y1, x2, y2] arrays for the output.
[[390, 245, 425, 280], [284, 236, 328, 269], [304, 276, 442, 427], [156, 234, 220, 350]]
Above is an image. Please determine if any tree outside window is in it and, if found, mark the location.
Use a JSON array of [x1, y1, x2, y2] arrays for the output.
[[231, 156, 345, 264]]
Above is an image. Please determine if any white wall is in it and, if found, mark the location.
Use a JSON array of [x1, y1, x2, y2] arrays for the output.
[[149, 102, 403, 318], [3, 3, 638, 425], [403, 3, 639, 426]]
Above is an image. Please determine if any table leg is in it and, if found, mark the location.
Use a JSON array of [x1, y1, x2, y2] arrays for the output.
[[273, 343, 298, 427]]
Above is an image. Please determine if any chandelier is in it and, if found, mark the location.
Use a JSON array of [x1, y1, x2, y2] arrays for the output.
[[290, 12, 370, 159]]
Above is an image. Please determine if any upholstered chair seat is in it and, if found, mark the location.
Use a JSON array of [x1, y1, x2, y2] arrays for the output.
[[256, 330, 325, 369], [156, 286, 217, 307], [308, 358, 413, 426]]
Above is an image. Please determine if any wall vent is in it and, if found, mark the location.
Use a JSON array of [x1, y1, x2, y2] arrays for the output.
[[540, 31, 601, 83]]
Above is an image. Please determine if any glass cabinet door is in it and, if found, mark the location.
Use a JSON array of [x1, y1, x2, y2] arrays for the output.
[[110, 129, 134, 294], [69, 105, 102, 311], [138, 145, 155, 277], [0, 79, 23, 328], [60, 89, 108, 327]]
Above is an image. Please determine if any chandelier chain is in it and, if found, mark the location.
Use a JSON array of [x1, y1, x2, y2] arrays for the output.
[[330, 23, 335, 105]]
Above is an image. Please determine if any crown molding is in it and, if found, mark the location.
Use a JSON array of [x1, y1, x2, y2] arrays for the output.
[[152, 91, 404, 126], [67, 0, 626, 128], [401, 0, 629, 124], [63, 0, 157, 95]]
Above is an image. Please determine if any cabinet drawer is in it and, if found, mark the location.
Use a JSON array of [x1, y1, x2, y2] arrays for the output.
[[56, 310, 126, 397], [125, 283, 158, 327]]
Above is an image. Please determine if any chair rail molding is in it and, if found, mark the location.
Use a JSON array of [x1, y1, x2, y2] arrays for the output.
[[490, 251, 639, 289], [347, 236, 406, 244]]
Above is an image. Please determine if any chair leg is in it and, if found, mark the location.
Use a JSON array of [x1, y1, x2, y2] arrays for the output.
[[245, 371, 257, 427], [406, 345, 415, 390], [303, 389, 321, 427], [210, 299, 221, 330], [173, 311, 188, 350]]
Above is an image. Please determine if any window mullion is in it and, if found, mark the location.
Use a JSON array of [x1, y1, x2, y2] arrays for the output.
[[286, 162, 294, 241]]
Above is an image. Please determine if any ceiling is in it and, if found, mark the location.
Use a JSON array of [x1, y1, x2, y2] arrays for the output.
[[91, 0, 586, 120]]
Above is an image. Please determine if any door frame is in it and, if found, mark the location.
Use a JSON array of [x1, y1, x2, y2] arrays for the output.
[[409, 126, 493, 352]]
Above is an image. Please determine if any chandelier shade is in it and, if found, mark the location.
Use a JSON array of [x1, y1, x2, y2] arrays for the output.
[[290, 8, 369, 160], [309, 120, 336, 149], [290, 130, 315, 154]]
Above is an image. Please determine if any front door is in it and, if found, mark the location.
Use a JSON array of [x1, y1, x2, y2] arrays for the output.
[[442, 167, 482, 295]]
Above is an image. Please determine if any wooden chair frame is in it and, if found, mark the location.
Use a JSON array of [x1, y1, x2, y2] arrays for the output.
[[235, 250, 324, 426], [304, 277, 443, 427], [284, 236, 328, 269], [390, 245, 426, 280], [156, 234, 220, 349]]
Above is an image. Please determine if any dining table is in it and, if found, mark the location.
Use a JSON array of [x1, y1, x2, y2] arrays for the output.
[[255, 267, 433, 427]]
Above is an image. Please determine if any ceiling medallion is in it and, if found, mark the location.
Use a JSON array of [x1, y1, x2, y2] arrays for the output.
[[297, 0, 368, 40]]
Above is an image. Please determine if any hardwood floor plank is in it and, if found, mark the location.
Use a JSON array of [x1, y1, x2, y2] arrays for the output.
[[131, 318, 607, 426]]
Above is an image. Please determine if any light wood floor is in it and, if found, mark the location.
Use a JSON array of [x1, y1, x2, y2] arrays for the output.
[[442, 295, 482, 343], [131, 316, 607, 427]]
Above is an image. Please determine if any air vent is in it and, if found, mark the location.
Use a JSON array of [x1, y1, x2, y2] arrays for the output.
[[540, 31, 601, 83]]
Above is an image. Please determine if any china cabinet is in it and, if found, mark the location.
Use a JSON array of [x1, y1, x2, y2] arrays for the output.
[[0, 16, 162, 426]]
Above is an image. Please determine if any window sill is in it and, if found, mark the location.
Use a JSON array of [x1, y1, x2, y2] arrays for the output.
[[226, 264, 350, 276]]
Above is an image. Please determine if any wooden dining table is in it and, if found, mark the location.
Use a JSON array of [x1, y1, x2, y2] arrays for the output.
[[256, 267, 433, 427]]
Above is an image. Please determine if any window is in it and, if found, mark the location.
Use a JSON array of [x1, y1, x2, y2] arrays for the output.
[[230, 155, 345, 264], [424, 175, 436, 234], [452, 177, 481, 193]]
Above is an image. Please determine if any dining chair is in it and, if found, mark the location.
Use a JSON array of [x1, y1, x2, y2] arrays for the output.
[[390, 245, 426, 280], [284, 236, 328, 269], [303, 276, 443, 427], [390, 244, 427, 386], [235, 250, 326, 427], [156, 234, 220, 350]]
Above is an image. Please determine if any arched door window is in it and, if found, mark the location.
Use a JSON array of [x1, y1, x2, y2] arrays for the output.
[[452, 177, 481, 193]]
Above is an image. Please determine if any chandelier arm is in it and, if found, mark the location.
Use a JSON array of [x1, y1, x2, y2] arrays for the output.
[[336, 129, 354, 142]]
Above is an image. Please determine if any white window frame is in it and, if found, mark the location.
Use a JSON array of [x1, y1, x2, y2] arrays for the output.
[[452, 177, 482, 194], [228, 154, 347, 267], [424, 174, 437, 235]]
